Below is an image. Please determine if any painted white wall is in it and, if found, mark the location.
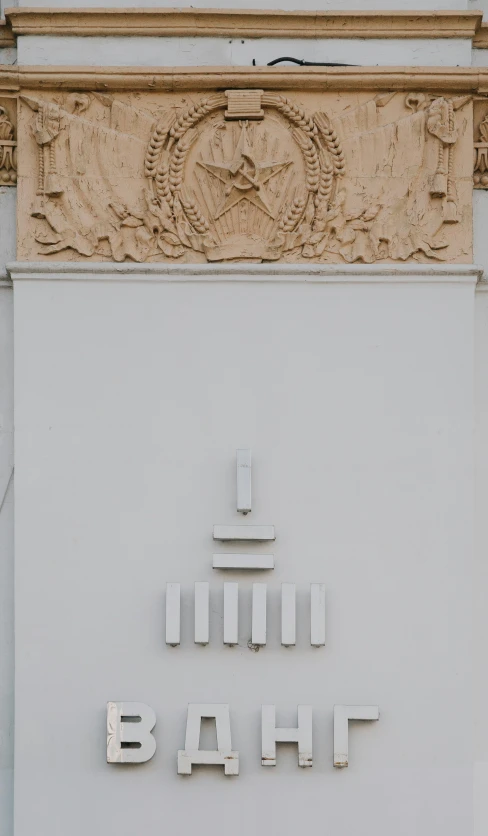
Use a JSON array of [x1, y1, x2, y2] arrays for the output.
[[0, 189, 16, 275], [12, 0, 473, 11], [16, 35, 473, 67], [11, 262, 477, 836], [471, 0, 488, 19], [0, 188, 15, 836], [473, 190, 488, 836], [474, 283, 488, 836], [471, 46, 488, 64], [0, 284, 13, 836], [0, 50, 16, 66]]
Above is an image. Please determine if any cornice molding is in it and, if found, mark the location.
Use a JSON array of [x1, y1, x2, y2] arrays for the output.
[[0, 21, 14, 48], [473, 24, 488, 49], [7, 263, 483, 284], [3, 65, 488, 93], [3, 7, 484, 41]]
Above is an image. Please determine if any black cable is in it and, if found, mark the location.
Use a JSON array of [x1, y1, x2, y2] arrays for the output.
[[252, 57, 357, 67]]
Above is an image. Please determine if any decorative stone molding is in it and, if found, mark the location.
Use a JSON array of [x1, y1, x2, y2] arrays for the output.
[[4, 8, 483, 41], [6, 262, 483, 284], [0, 20, 14, 48], [0, 98, 16, 186], [17, 88, 472, 265], [5, 67, 488, 94], [473, 24, 488, 49]]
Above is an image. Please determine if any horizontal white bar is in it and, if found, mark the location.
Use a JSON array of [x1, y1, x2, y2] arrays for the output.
[[213, 554, 274, 570], [213, 525, 275, 542], [165, 583, 180, 646]]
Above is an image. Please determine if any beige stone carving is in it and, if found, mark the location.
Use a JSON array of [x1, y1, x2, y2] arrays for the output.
[[3, 66, 488, 95], [225, 90, 264, 121], [0, 98, 17, 186], [473, 100, 488, 189], [17, 89, 473, 264], [407, 94, 470, 222], [4, 9, 483, 41], [0, 21, 15, 49]]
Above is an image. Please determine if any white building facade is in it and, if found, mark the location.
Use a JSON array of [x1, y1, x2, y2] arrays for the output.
[[2, 2, 488, 835]]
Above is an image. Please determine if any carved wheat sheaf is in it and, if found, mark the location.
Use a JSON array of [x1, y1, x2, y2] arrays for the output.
[[279, 185, 309, 233], [314, 112, 346, 177], [315, 153, 334, 219], [262, 94, 317, 137], [168, 95, 226, 144], [144, 112, 175, 179], [179, 186, 210, 234], [169, 129, 198, 199]]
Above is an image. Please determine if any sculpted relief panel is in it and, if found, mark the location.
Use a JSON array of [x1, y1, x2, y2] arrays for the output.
[[17, 89, 473, 263]]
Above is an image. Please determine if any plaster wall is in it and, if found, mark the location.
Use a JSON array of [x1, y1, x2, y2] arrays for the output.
[[16, 35, 473, 67], [473, 191, 488, 836], [0, 285, 13, 836], [12, 264, 476, 836], [0, 50, 16, 65], [474, 285, 488, 836], [472, 48, 488, 65], [472, 0, 488, 19], [0, 189, 16, 276], [0, 187, 15, 836]]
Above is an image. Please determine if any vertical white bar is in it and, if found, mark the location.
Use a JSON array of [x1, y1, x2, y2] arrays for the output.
[[252, 583, 267, 646], [166, 582, 180, 646], [237, 448, 251, 513], [281, 583, 296, 646], [194, 582, 209, 645], [223, 582, 238, 646], [310, 583, 325, 647]]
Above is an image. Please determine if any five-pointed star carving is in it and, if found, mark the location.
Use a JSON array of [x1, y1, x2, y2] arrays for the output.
[[197, 122, 291, 220]]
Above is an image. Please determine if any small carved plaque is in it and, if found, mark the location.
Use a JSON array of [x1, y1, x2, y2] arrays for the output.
[[17, 89, 473, 263], [225, 89, 264, 121]]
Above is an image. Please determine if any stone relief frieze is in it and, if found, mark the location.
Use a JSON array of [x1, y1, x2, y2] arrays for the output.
[[17, 89, 473, 263], [0, 97, 17, 187]]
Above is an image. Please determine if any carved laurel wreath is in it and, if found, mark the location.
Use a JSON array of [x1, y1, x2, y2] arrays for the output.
[[144, 93, 345, 259]]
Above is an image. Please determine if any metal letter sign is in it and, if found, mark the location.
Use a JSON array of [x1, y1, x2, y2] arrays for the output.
[[108, 450, 380, 773], [107, 702, 157, 764], [178, 704, 239, 775]]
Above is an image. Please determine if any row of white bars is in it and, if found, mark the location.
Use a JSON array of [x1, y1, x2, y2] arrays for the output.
[[166, 583, 325, 648]]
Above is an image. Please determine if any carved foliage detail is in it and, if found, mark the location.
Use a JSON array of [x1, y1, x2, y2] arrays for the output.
[[0, 99, 17, 186]]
